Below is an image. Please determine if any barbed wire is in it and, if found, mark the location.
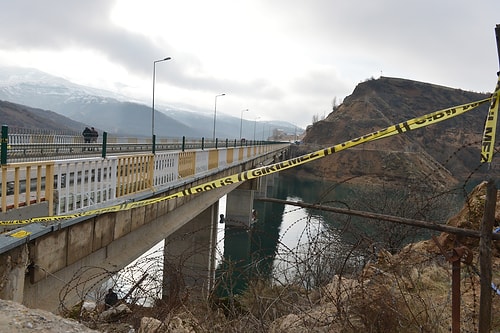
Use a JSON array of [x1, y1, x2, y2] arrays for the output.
[[53, 139, 500, 332]]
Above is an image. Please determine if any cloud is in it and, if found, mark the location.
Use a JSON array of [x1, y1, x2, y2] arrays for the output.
[[0, 0, 498, 128], [0, 1, 113, 48]]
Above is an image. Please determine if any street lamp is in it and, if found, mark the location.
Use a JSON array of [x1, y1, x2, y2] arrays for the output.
[[239, 109, 249, 139], [152, 57, 171, 138], [213, 93, 225, 140]]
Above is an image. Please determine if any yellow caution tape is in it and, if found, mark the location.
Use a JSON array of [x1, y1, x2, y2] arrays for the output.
[[0, 97, 492, 227], [481, 75, 500, 163]]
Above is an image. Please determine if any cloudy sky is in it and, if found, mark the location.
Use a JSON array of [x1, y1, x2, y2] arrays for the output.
[[0, 0, 499, 128]]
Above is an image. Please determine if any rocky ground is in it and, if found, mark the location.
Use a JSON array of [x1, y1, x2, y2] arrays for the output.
[[0, 299, 99, 333]]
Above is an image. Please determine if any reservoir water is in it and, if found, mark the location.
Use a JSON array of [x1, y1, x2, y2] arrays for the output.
[[215, 172, 463, 296], [116, 172, 463, 302], [215, 173, 361, 295]]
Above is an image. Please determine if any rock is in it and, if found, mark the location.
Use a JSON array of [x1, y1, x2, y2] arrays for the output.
[[0, 299, 99, 332], [137, 315, 194, 333], [138, 317, 162, 333], [98, 303, 132, 322], [320, 275, 360, 304], [82, 300, 97, 312]]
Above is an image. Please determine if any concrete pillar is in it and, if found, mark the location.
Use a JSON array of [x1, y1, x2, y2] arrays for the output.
[[162, 202, 218, 304], [254, 173, 277, 199], [0, 244, 29, 303], [225, 188, 254, 228]]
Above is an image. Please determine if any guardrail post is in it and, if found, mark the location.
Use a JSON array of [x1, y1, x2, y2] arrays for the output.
[[101, 132, 107, 158], [182, 136, 186, 151], [215, 138, 218, 149], [1, 125, 7, 165], [201, 137, 205, 150], [152, 134, 156, 154], [225, 138, 228, 148], [234, 139, 236, 147]]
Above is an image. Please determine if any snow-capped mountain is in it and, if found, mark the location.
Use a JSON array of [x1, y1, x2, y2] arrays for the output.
[[0, 67, 302, 139]]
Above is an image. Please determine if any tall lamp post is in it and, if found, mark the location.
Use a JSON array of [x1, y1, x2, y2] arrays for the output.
[[212, 93, 225, 141], [239, 108, 249, 139], [152, 57, 171, 139]]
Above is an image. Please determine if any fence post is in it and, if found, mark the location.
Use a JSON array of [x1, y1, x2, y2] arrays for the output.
[[201, 137, 205, 150], [1, 125, 7, 165], [478, 180, 496, 333], [215, 138, 218, 149], [182, 136, 186, 152], [101, 132, 107, 158]]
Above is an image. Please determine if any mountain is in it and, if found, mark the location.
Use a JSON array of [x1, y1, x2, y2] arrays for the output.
[[295, 76, 497, 188], [0, 100, 88, 133], [0, 67, 302, 139]]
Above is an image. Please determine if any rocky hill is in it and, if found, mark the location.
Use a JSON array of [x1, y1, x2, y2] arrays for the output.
[[297, 76, 496, 188]]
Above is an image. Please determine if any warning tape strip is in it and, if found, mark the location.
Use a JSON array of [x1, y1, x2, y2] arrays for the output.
[[0, 97, 492, 227], [481, 75, 500, 163]]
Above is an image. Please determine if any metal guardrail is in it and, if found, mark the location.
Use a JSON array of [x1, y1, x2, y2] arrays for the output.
[[1, 125, 272, 164]]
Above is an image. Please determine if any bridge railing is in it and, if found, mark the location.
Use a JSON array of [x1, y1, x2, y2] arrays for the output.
[[1, 125, 265, 163], [0, 142, 289, 218], [1, 161, 55, 214]]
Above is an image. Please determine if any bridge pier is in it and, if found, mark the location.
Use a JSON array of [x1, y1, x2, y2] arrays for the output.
[[0, 244, 29, 303], [215, 173, 278, 298], [162, 202, 219, 304], [225, 180, 258, 228]]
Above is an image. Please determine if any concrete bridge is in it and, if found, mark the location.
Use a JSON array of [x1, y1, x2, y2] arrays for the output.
[[0, 141, 290, 312]]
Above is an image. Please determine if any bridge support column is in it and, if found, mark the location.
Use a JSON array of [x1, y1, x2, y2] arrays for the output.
[[0, 244, 28, 303], [225, 187, 255, 228], [162, 202, 218, 303]]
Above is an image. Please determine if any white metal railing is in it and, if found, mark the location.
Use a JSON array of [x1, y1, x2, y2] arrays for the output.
[[0, 143, 289, 217], [53, 158, 117, 214], [50, 145, 286, 215]]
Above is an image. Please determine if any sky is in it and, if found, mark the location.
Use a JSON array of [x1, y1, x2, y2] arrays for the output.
[[0, 1, 499, 129]]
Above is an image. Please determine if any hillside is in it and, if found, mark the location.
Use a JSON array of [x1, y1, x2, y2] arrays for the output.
[[0, 99, 87, 133], [296, 76, 496, 188]]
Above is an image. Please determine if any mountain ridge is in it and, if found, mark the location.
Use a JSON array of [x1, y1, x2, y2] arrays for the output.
[[0, 67, 302, 139], [296, 76, 496, 187]]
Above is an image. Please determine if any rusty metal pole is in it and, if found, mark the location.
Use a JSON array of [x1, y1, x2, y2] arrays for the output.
[[432, 237, 473, 333], [479, 180, 496, 333]]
